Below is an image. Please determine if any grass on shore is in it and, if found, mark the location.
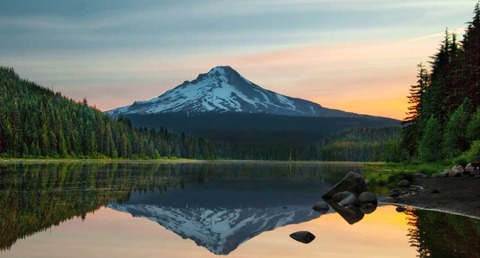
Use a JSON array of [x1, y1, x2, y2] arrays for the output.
[[363, 162, 451, 187]]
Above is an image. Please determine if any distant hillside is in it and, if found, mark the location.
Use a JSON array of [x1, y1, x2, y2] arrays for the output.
[[0, 67, 215, 159], [106, 66, 358, 117], [123, 112, 400, 145], [107, 65, 400, 145]]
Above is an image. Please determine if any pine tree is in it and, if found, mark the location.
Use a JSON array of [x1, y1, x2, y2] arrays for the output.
[[467, 106, 480, 142], [418, 116, 443, 162], [443, 99, 472, 157], [463, 1, 480, 106]]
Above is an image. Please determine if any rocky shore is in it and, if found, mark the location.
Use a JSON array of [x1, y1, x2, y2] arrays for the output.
[[382, 163, 480, 219]]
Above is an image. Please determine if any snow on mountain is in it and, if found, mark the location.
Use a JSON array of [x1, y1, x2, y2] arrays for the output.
[[107, 203, 319, 255], [106, 66, 354, 117]]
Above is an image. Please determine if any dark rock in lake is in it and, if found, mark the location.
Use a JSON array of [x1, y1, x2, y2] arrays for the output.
[[289, 231, 316, 244], [360, 202, 377, 214], [397, 180, 410, 187], [322, 172, 367, 199], [338, 193, 360, 207], [395, 206, 407, 212], [324, 199, 364, 225], [332, 191, 354, 202], [358, 191, 377, 204], [312, 201, 329, 214]]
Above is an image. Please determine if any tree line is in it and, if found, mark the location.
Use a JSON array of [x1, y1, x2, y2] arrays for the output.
[[0, 66, 402, 161], [402, 1, 480, 163], [0, 67, 216, 159]]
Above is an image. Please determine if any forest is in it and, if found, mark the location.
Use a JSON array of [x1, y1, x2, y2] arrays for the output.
[[0, 67, 216, 160], [402, 2, 480, 163], [0, 66, 400, 161]]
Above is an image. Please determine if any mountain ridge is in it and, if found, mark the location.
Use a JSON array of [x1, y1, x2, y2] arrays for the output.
[[106, 66, 360, 118]]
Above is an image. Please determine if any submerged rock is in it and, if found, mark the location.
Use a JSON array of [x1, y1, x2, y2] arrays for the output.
[[289, 231, 316, 244], [322, 172, 368, 199]]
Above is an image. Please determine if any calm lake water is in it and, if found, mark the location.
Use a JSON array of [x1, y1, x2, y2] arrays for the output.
[[0, 162, 479, 258]]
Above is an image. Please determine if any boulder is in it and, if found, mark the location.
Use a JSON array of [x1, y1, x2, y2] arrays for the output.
[[338, 193, 361, 207], [290, 231, 316, 244], [360, 202, 377, 214], [432, 170, 449, 178], [389, 188, 403, 198], [452, 165, 464, 173], [409, 185, 423, 192], [324, 199, 365, 225], [312, 201, 329, 214], [413, 173, 427, 179], [322, 172, 368, 199], [332, 191, 354, 202], [397, 180, 410, 187], [358, 191, 377, 204], [447, 169, 462, 177], [465, 163, 475, 174]]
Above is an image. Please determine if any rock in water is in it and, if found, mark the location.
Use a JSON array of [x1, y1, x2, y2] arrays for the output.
[[322, 172, 368, 199], [312, 201, 329, 214], [338, 194, 360, 207], [332, 191, 354, 202], [360, 202, 377, 214], [290, 231, 316, 244], [358, 191, 377, 204]]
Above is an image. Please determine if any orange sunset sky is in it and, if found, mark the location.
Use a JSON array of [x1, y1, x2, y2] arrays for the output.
[[2, 0, 478, 119]]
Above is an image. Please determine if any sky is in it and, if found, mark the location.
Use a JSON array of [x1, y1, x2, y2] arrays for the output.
[[1, 0, 478, 119]]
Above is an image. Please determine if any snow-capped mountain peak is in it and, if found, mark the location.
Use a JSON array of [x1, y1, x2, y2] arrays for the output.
[[106, 66, 354, 117]]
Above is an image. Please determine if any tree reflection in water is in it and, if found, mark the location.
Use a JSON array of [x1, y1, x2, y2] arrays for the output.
[[0, 162, 350, 251], [405, 207, 480, 258]]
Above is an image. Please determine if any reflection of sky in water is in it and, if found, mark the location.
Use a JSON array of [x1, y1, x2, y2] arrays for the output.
[[3, 206, 416, 258]]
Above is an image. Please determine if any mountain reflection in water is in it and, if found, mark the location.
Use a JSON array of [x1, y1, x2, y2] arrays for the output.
[[0, 162, 479, 257]]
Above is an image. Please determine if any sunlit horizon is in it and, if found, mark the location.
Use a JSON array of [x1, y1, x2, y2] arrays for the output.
[[1, 0, 478, 120]]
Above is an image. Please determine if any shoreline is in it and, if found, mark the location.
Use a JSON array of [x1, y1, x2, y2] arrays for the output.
[[379, 177, 480, 220], [0, 158, 383, 165]]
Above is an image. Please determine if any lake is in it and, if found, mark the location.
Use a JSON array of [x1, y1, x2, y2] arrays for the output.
[[0, 162, 479, 257]]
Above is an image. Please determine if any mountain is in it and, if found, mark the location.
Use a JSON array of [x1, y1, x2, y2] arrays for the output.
[[105, 66, 400, 145], [105, 177, 333, 255], [106, 66, 356, 117], [108, 204, 318, 255]]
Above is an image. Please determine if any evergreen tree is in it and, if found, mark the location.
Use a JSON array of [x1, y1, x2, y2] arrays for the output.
[[443, 99, 472, 157], [418, 116, 443, 162], [467, 106, 480, 142]]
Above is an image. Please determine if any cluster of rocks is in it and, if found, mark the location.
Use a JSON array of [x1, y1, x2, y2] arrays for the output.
[[389, 179, 424, 198], [432, 163, 480, 178], [290, 172, 377, 244]]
